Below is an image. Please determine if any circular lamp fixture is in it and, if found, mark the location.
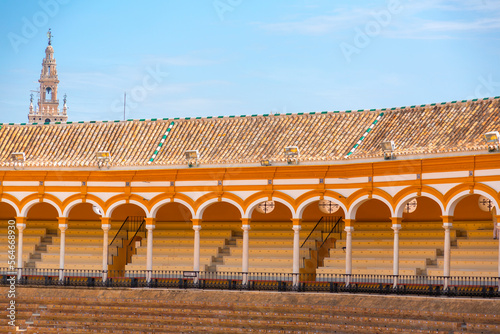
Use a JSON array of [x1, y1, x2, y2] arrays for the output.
[[255, 201, 275, 214], [478, 195, 493, 212], [92, 205, 103, 216], [403, 198, 417, 214], [318, 200, 340, 214]]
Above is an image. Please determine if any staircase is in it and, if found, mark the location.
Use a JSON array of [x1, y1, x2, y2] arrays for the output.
[[208, 236, 239, 272], [108, 216, 146, 272], [301, 216, 343, 276], [25, 232, 56, 268]]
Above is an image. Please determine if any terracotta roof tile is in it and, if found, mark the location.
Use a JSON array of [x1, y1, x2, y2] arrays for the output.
[[0, 98, 498, 167]]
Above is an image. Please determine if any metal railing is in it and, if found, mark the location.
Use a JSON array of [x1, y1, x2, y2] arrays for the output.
[[2, 268, 499, 298], [301, 216, 342, 248], [108, 216, 146, 264]]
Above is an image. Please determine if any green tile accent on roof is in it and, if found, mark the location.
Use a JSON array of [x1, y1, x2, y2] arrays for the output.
[[127, 119, 134, 121]]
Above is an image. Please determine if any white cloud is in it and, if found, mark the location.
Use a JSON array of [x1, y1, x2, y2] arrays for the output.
[[255, 0, 500, 39]]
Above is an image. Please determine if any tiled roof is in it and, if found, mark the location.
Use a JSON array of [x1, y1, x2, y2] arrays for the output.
[[0, 97, 498, 168], [351, 98, 500, 159]]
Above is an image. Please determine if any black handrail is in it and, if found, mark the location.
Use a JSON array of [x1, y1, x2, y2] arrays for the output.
[[128, 217, 146, 246], [319, 217, 343, 250], [109, 216, 130, 247], [300, 216, 325, 248]]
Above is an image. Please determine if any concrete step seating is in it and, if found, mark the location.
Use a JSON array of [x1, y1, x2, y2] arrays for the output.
[[427, 267, 498, 277], [465, 229, 496, 239], [12, 294, 499, 334], [327, 248, 439, 259], [335, 239, 445, 249], [353, 229, 455, 239], [126, 228, 233, 272], [457, 239, 498, 248], [0, 227, 47, 266], [437, 258, 496, 269], [316, 267, 420, 276], [451, 249, 498, 259]]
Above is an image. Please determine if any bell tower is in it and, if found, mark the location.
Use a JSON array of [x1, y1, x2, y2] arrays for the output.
[[29, 29, 67, 123]]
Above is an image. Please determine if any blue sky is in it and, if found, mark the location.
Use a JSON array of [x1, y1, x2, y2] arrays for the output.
[[0, 0, 499, 123]]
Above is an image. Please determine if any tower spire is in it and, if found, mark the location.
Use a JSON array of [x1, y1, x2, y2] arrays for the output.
[[47, 28, 52, 45], [28, 29, 67, 123]]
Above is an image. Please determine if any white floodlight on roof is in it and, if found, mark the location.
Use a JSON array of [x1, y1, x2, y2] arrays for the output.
[[484, 131, 500, 152], [96, 151, 111, 169], [381, 141, 396, 160], [284, 146, 300, 165], [11, 152, 25, 170], [260, 159, 272, 167], [185, 150, 199, 167]]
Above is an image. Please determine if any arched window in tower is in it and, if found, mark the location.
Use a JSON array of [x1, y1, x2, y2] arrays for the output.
[[46, 87, 52, 101], [47, 66, 51, 76], [44, 118, 51, 123]]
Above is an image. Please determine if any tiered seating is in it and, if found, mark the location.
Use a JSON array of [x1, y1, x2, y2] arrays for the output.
[[4, 291, 500, 333], [0, 221, 46, 268], [428, 220, 497, 277], [126, 222, 236, 272], [215, 222, 319, 273], [318, 222, 448, 276], [36, 221, 117, 271]]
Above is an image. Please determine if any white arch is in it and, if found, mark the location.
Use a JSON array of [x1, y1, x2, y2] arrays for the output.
[[62, 199, 105, 218], [243, 197, 296, 219], [445, 189, 499, 216], [346, 195, 394, 220], [20, 198, 62, 217], [394, 192, 445, 218], [294, 196, 347, 219], [149, 198, 195, 219], [0, 198, 21, 216], [104, 199, 150, 218], [194, 198, 244, 220]]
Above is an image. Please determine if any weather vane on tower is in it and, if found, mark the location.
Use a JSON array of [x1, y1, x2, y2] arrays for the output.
[[47, 28, 52, 45]]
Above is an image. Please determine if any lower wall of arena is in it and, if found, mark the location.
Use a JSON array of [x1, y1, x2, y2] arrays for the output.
[[4, 286, 500, 315]]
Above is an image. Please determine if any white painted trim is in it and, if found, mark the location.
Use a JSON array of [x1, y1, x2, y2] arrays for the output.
[[222, 179, 268, 186], [87, 181, 125, 187], [445, 189, 499, 216], [62, 199, 104, 218], [243, 197, 295, 219], [176, 180, 218, 187], [194, 198, 244, 220], [149, 198, 195, 219], [423, 171, 469, 180], [44, 181, 82, 187], [325, 177, 367, 184], [20, 198, 62, 217], [273, 179, 318, 185], [105, 199, 150, 218], [295, 196, 347, 219], [373, 174, 416, 182], [475, 169, 500, 177], [130, 181, 172, 187], [346, 195, 394, 220], [2, 181, 39, 187], [394, 192, 444, 218], [0, 198, 20, 216]]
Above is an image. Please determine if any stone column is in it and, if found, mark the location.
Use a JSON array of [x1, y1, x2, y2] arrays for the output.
[[391, 217, 402, 287], [291, 219, 302, 286], [495, 214, 500, 280], [343, 219, 355, 286], [241, 218, 251, 285], [145, 218, 156, 282], [57, 217, 68, 281], [15, 217, 27, 279], [441, 215, 453, 289], [101, 217, 111, 281], [191, 219, 202, 274]]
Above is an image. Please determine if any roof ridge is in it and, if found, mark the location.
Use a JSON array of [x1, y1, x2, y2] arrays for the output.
[[1, 96, 498, 126]]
